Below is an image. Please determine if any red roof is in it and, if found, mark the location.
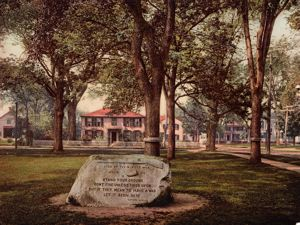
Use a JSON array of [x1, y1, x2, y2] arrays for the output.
[[160, 115, 166, 122], [81, 108, 144, 118]]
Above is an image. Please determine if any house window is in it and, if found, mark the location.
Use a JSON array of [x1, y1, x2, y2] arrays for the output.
[[124, 118, 129, 127], [134, 118, 141, 127], [175, 135, 179, 141], [86, 118, 92, 126], [96, 118, 103, 127], [85, 130, 92, 138], [111, 118, 117, 126], [92, 118, 97, 126], [133, 131, 142, 141], [130, 118, 135, 127], [123, 130, 132, 141], [124, 118, 142, 127], [95, 130, 104, 139], [7, 119, 11, 125], [175, 124, 179, 130]]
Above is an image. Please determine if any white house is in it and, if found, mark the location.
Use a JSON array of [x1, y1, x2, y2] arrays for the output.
[[0, 110, 15, 138], [159, 116, 184, 142]]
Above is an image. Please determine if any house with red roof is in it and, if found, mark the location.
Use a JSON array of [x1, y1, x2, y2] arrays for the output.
[[0, 109, 15, 138], [80, 108, 145, 145]]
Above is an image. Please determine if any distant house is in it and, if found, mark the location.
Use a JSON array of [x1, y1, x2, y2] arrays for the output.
[[261, 115, 277, 142], [80, 109, 195, 147], [0, 110, 15, 138], [222, 121, 248, 143], [80, 108, 145, 145], [159, 116, 184, 142], [222, 115, 279, 143]]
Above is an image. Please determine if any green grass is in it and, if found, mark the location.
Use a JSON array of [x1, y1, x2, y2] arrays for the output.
[[261, 154, 300, 166], [0, 138, 14, 146], [0, 153, 300, 225], [271, 145, 300, 150], [224, 143, 300, 148]]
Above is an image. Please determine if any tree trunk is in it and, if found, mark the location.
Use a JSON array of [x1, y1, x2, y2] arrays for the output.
[[25, 103, 29, 146], [53, 84, 64, 152], [167, 93, 175, 160], [240, 0, 283, 164], [265, 116, 271, 155], [206, 119, 218, 151], [67, 99, 78, 140], [293, 136, 296, 146], [125, 0, 175, 157], [206, 121, 211, 151], [144, 94, 161, 156], [250, 90, 262, 163], [275, 113, 281, 145], [165, 63, 176, 160], [265, 95, 271, 155]]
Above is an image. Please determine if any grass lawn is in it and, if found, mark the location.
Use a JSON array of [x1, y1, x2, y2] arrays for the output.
[[261, 154, 300, 166], [0, 139, 14, 146], [0, 153, 300, 225], [224, 142, 300, 151]]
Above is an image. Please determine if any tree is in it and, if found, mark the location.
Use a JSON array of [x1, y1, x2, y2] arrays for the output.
[[89, 59, 144, 114], [4, 0, 123, 150], [287, 110, 300, 145], [178, 13, 250, 151], [0, 58, 52, 143], [124, 0, 175, 156], [263, 38, 290, 151], [176, 99, 207, 142], [162, 1, 224, 160], [280, 55, 300, 145], [238, 0, 292, 163]]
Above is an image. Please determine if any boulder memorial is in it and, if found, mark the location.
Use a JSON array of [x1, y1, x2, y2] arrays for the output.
[[66, 154, 172, 207]]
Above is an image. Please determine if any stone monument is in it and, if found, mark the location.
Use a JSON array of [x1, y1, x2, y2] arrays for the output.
[[66, 154, 172, 207]]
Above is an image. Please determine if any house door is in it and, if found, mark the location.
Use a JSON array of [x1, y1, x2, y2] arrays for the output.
[[4, 128, 13, 138], [111, 132, 117, 143]]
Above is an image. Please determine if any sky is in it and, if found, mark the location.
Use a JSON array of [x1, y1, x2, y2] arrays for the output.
[[0, 12, 297, 116]]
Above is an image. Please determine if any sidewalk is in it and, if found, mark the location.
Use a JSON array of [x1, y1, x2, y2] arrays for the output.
[[220, 152, 300, 174]]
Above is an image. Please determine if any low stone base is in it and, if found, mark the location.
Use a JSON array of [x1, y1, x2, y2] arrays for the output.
[[50, 193, 208, 218]]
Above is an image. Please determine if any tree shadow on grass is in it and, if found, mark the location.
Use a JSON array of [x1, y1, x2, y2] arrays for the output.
[[0, 171, 140, 225], [169, 153, 300, 225], [1, 153, 300, 225], [0, 171, 171, 225]]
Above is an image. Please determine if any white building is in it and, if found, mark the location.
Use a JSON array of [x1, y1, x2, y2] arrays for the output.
[[159, 116, 184, 142], [0, 110, 15, 138]]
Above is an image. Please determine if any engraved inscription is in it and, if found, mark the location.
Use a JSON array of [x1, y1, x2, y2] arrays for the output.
[[66, 154, 171, 207], [89, 162, 157, 202]]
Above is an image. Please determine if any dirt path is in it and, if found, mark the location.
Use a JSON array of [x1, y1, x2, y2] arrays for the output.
[[49, 193, 208, 219]]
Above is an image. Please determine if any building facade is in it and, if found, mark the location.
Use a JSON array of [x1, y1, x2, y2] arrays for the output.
[[0, 110, 15, 138], [81, 109, 145, 145], [222, 121, 248, 143], [81, 109, 188, 146], [159, 116, 184, 142]]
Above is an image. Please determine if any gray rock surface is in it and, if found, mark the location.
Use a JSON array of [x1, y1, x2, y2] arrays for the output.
[[66, 154, 172, 207]]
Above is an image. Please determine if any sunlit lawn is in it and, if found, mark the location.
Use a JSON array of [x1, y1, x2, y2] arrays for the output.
[[224, 143, 300, 150], [261, 154, 300, 166], [0, 139, 14, 146], [0, 153, 299, 225]]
